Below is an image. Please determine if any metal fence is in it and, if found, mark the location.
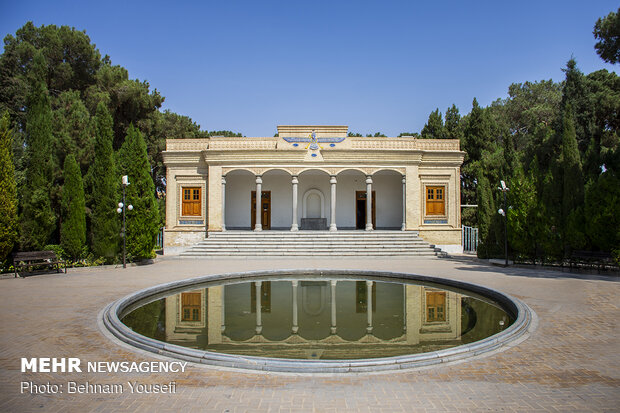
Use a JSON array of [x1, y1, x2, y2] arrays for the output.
[[156, 227, 164, 249], [462, 225, 479, 252]]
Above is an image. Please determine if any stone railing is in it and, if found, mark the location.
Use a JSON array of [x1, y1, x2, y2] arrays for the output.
[[209, 139, 277, 150], [165, 139, 209, 151], [351, 138, 460, 151], [166, 137, 460, 152]]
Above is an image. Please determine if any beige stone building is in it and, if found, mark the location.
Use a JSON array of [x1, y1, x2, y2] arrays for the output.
[[162, 125, 465, 254]]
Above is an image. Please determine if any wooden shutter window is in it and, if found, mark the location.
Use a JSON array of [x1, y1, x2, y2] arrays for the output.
[[426, 291, 446, 322], [182, 187, 201, 216], [181, 292, 202, 321], [426, 186, 445, 216]]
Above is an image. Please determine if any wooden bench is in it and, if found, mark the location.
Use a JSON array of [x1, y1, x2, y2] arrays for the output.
[[569, 250, 616, 272], [13, 251, 67, 278]]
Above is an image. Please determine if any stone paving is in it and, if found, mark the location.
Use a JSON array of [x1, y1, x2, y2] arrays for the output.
[[0, 256, 618, 412]]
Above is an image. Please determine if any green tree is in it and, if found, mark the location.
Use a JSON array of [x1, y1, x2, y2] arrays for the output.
[[559, 109, 585, 252], [475, 174, 495, 258], [117, 125, 160, 260], [0, 22, 102, 129], [507, 165, 541, 262], [397, 132, 419, 137], [60, 154, 86, 259], [594, 8, 620, 64], [0, 112, 18, 261], [90, 102, 119, 260], [584, 171, 620, 253], [421, 109, 445, 138], [19, 71, 56, 250], [444, 104, 462, 140]]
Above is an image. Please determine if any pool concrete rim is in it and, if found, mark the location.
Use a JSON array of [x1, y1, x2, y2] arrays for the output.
[[101, 269, 536, 373]]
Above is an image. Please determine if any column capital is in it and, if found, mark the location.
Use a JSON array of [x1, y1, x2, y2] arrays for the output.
[[402, 176, 406, 184], [366, 176, 373, 184], [255, 175, 262, 184], [221, 176, 226, 185], [330, 175, 337, 184], [292, 176, 299, 184]]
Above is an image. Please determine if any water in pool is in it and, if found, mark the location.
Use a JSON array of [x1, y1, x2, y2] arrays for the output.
[[121, 277, 513, 360]]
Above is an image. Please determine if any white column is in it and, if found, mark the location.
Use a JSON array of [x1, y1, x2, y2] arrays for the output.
[[329, 175, 337, 231], [330, 280, 337, 334], [221, 176, 226, 231], [255, 281, 262, 334], [365, 175, 373, 231], [401, 176, 406, 231], [366, 280, 373, 334], [254, 175, 262, 231], [221, 285, 226, 333], [292, 280, 299, 334], [291, 176, 299, 231]]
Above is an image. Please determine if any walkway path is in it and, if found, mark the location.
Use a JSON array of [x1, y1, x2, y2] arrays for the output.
[[0, 257, 618, 412]]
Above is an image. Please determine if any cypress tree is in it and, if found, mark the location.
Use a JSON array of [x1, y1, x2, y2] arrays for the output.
[[475, 173, 495, 258], [20, 78, 56, 250], [559, 109, 585, 252], [117, 124, 159, 260], [444, 104, 462, 140], [61, 154, 86, 259], [0, 111, 18, 261], [421, 109, 445, 138], [90, 102, 119, 260]]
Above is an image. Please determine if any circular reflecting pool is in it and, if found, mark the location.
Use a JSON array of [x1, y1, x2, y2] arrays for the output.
[[116, 272, 519, 363]]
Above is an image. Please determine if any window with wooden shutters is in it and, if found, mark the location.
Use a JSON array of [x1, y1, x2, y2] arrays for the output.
[[425, 291, 446, 322], [425, 186, 445, 216], [181, 292, 202, 321], [182, 187, 201, 216]]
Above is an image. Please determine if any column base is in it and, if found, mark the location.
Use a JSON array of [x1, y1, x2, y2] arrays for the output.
[[255, 326, 262, 334], [292, 326, 299, 334], [330, 327, 337, 335], [401, 223, 406, 231], [254, 225, 262, 231], [290, 224, 298, 232], [329, 224, 337, 232], [365, 224, 373, 231]]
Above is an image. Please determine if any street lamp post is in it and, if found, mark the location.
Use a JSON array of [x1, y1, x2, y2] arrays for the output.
[[497, 180, 509, 267], [117, 175, 133, 269]]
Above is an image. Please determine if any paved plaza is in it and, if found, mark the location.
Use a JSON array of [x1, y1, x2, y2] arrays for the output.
[[0, 256, 618, 412]]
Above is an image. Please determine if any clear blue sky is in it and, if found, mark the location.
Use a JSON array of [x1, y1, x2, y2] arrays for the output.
[[2, 0, 618, 137]]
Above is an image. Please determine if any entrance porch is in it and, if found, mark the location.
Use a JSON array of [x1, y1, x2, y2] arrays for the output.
[[222, 169, 405, 232]]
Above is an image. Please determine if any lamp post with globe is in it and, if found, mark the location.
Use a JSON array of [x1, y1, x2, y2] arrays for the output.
[[497, 180, 509, 267], [117, 175, 133, 268]]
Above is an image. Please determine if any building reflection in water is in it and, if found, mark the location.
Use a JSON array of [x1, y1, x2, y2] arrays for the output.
[[157, 278, 509, 360]]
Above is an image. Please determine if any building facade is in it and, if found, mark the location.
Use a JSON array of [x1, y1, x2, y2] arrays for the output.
[[162, 125, 465, 254]]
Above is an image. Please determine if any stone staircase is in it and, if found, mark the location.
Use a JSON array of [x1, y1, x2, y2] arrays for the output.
[[179, 230, 444, 257]]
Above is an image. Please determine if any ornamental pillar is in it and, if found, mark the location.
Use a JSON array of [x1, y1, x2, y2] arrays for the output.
[[330, 280, 337, 334], [291, 176, 299, 231], [366, 280, 373, 334], [292, 280, 299, 334], [254, 175, 262, 231], [221, 176, 226, 231], [401, 176, 406, 231], [329, 176, 337, 231], [365, 175, 373, 231], [255, 281, 262, 334]]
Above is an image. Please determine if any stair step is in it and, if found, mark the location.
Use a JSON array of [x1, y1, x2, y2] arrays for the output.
[[178, 230, 442, 258]]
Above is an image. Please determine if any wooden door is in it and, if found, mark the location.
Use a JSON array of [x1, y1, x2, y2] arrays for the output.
[[251, 191, 271, 230], [355, 191, 376, 229], [182, 187, 201, 216]]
